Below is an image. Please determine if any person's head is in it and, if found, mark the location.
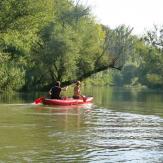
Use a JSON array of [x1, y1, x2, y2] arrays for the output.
[[76, 80, 80, 86], [55, 81, 60, 87]]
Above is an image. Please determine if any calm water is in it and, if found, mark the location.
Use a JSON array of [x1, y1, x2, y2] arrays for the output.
[[0, 87, 163, 162]]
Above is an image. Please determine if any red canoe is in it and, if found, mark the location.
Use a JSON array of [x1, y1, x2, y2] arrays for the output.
[[43, 97, 93, 106]]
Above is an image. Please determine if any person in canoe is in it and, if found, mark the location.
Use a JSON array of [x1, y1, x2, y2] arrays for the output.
[[49, 81, 68, 99], [73, 80, 87, 101]]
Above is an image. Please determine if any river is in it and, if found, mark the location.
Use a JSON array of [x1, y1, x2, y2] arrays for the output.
[[0, 87, 163, 162]]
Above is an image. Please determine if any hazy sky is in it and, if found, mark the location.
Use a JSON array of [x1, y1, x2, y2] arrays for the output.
[[81, 0, 163, 35]]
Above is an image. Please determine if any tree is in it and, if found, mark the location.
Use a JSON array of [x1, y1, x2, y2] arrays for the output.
[[143, 25, 163, 50], [26, 1, 108, 89], [0, 53, 25, 91], [0, 0, 53, 91], [112, 25, 163, 89]]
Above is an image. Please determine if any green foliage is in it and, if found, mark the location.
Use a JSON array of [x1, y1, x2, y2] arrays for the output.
[[112, 25, 163, 89], [0, 0, 53, 57], [84, 70, 113, 86], [0, 0, 53, 31], [77, 22, 106, 75], [1, 0, 163, 92], [146, 74, 163, 86], [113, 63, 138, 86], [105, 25, 134, 67], [30, 22, 81, 85], [26, 1, 106, 89], [0, 53, 25, 91], [0, 0, 54, 91]]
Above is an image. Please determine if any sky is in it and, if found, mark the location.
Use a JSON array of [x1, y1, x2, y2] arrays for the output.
[[80, 0, 163, 35]]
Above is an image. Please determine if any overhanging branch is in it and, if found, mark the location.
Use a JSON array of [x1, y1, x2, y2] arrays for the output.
[[61, 62, 123, 86]]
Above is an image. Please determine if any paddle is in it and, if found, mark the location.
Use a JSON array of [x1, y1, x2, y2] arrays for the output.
[[34, 96, 45, 104], [81, 95, 87, 102]]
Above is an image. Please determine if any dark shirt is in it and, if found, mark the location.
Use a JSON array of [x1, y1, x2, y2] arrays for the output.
[[50, 86, 61, 99]]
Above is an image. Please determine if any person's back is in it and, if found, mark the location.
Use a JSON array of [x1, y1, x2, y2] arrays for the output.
[[49, 81, 62, 99], [50, 86, 61, 99]]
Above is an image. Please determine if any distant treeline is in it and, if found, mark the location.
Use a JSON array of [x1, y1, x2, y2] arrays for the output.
[[0, 0, 163, 92]]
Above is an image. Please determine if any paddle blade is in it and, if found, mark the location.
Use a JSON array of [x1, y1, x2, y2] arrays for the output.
[[81, 96, 87, 102], [34, 97, 45, 104]]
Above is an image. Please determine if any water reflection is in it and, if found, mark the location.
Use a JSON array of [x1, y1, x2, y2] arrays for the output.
[[84, 87, 163, 117], [0, 92, 47, 104], [0, 87, 163, 162]]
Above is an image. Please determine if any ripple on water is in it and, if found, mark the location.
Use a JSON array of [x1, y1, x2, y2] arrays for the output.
[[0, 104, 163, 162], [82, 107, 163, 162]]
